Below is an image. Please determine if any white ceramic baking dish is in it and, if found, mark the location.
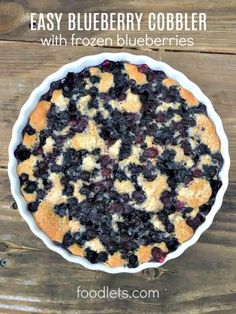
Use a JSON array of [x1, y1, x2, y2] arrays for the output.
[[8, 53, 230, 273]]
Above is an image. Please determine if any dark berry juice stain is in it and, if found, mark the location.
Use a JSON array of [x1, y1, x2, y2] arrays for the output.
[[14, 60, 224, 268]]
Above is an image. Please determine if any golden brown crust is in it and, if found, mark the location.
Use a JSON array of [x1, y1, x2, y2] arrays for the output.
[[68, 244, 84, 256], [179, 88, 199, 107], [120, 89, 142, 113], [124, 63, 147, 85], [29, 101, 51, 131], [82, 155, 96, 172], [136, 245, 153, 263], [89, 67, 100, 76], [51, 89, 69, 109], [173, 215, 194, 243], [17, 155, 38, 179], [114, 179, 134, 195], [85, 238, 105, 253], [106, 252, 127, 267], [177, 178, 212, 208], [89, 67, 114, 93], [151, 216, 166, 231], [76, 95, 91, 115], [193, 114, 221, 152], [42, 136, 55, 154], [109, 139, 122, 159], [22, 190, 37, 203], [158, 242, 168, 253], [98, 72, 114, 93], [69, 219, 81, 233], [138, 174, 168, 212], [162, 78, 178, 88], [70, 120, 106, 151], [173, 145, 194, 168], [33, 200, 70, 243], [72, 180, 86, 203], [110, 88, 142, 113], [119, 145, 142, 166], [22, 133, 39, 148], [44, 173, 67, 205]]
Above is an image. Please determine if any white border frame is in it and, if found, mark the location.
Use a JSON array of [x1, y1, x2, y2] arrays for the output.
[[8, 53, 230, 274]]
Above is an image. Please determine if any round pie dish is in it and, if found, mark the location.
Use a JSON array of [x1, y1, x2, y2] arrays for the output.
[[8, 53, 230, 273]]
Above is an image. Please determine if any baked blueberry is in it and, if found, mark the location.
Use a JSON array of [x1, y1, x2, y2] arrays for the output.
[[14, 144, 30, 161], [54, 203, 68, 217], [24, 181, 37, 193], [19, 173, 29, 185], [127, 254, 139, 268], [15, 60, 223, 268], [151, 247, 166, 263], [28, 202, 38, 213]]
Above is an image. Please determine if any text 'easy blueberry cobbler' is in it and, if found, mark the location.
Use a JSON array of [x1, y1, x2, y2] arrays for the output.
[[14, 60, 223, 268]]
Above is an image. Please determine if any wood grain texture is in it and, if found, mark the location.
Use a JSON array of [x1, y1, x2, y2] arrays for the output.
[[0, 1, 236, 313], [0, 0, 236, 53]]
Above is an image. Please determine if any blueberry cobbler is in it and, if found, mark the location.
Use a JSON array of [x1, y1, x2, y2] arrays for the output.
[[14, 61, 223, 268]]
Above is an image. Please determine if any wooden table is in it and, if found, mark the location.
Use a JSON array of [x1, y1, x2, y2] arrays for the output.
[[0, 1, 236, 313]]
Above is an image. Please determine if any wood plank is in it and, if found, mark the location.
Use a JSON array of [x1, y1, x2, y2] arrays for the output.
[[0, 0, 236, 53], [1, 167, 235, 312], [0, 41, 235, 178]]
